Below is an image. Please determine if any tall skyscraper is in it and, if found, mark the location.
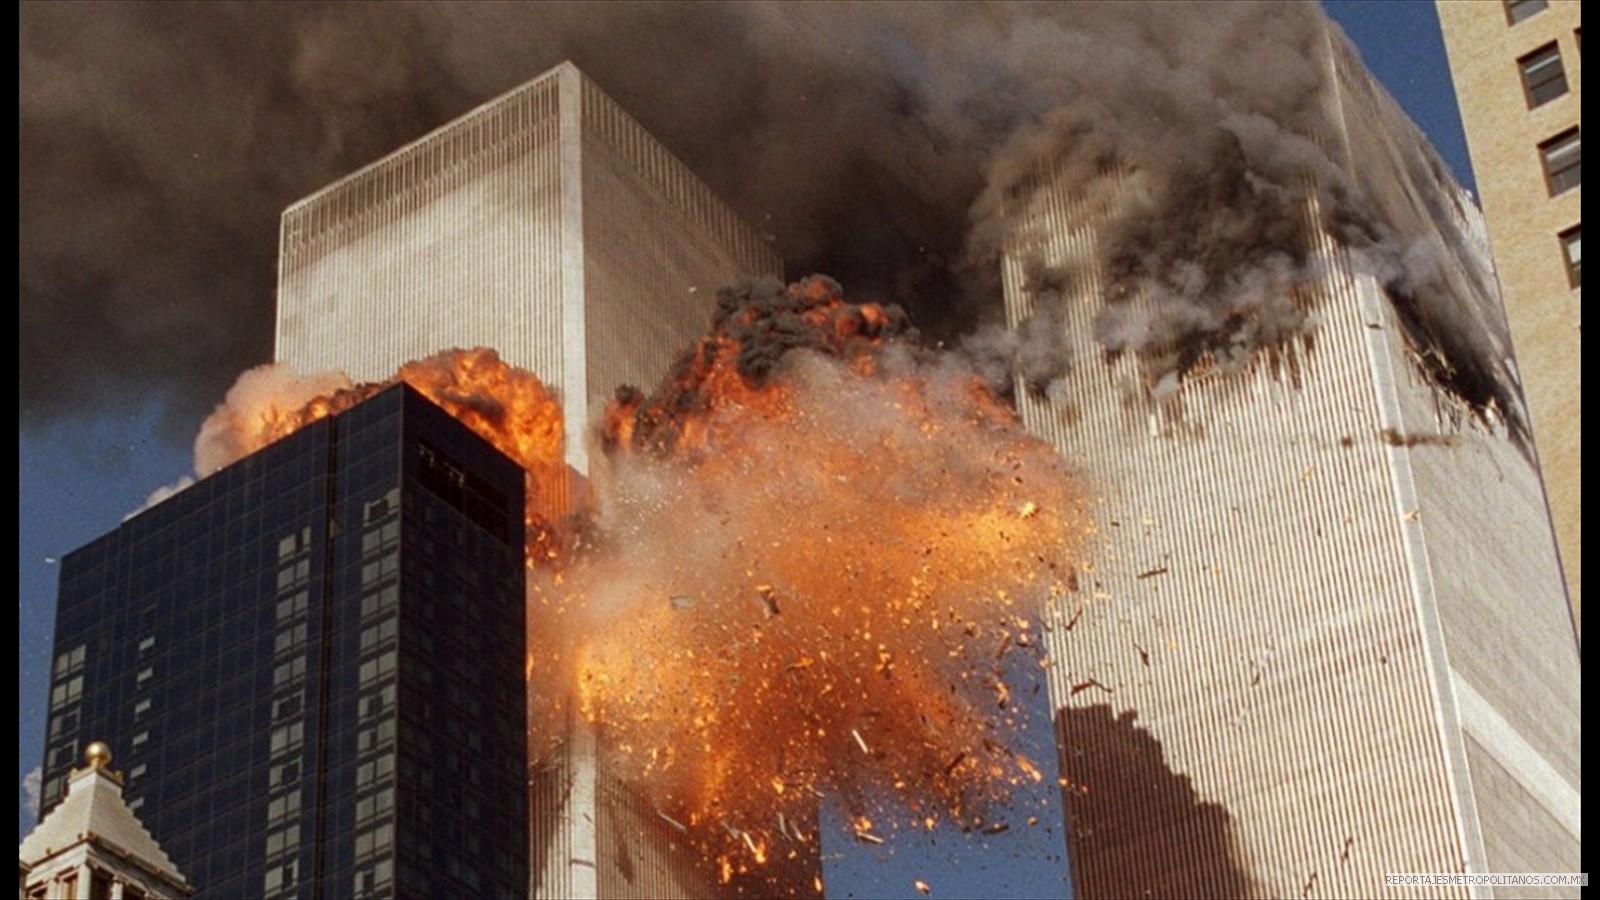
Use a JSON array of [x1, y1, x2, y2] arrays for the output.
[[1437, 0, 1581, 623], [1003, 23, 1581, 899], [275, 61, 783, 475], [37, 385, 530, 898], [272, 62, 796, 898]]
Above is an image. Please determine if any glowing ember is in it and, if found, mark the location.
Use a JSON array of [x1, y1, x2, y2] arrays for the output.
[[192, 347, 567, 560], [541, 276, 1086, 881], [191, 276, 1087, 892]]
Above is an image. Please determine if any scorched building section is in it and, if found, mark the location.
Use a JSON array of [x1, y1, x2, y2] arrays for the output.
[[1003, 22, 1581, 900], [275, 62, 782, 474]]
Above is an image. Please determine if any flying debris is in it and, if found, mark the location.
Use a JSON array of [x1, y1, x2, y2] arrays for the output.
[[851, 728, 871, 756], [192, 279, 1086, 888], [853, 830, 885, 846], [756, 584, 781, 617]]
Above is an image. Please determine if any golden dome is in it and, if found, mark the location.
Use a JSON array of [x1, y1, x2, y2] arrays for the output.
[[84, 741, 113, 769]]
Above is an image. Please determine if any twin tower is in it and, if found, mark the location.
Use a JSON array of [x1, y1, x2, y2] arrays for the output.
[[35, 40, 1579, 900]]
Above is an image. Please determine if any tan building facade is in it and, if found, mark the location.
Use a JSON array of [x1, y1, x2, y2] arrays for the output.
[[1437, 0, 1581, 622], [1004, 25, 1581, 900]]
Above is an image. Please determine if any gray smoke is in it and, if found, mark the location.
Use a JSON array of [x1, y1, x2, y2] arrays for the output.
[[20, 2, 1518, 439]]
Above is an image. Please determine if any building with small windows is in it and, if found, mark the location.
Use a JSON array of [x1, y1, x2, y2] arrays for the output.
[[36, 385, 530, 898], [19, 743, 191, 899], [1004, 17, 1581, 899], [1438, 0, 1581, 622]]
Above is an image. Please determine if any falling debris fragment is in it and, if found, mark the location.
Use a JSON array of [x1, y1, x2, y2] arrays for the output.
[[1069, 677, 1113, 697], [1015, 755, 1044, 783], [756, 584, 781, 617], [853, 830, 885, 845], [214, 280, 1089, 889], [914, 879, 933, 895], [851, 728, 871, 755], [983, 822, 1010, 835], [1136, 566, 1169, 580]]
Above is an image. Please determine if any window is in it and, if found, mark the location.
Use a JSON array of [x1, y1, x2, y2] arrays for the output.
[[1505, 0, 1548, 25], [1540, 128, 1581, 195], [1560, 225, 1581, 288], [1519, 43, 1569, 107], [53, 645, 86, 678], [50, 675, 83, 709]]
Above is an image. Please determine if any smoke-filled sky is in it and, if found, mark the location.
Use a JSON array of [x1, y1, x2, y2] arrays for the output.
[[19, 2, 1475, 894]]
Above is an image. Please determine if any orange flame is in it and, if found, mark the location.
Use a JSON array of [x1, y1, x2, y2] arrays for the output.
[[197, 279, 1086, 894], [544, 277, 1086, 882], [195, 348, 566, 563]]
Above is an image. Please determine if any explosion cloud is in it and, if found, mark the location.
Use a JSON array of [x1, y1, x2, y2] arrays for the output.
[[187, 277, 1087, 888], [186, 347, 568, 560]]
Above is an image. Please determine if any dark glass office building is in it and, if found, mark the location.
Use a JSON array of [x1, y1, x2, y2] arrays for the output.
[[38, 385, 529, 898]]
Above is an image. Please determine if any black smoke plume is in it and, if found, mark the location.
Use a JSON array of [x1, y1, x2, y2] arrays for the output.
[[21, 2, 1520, 439]]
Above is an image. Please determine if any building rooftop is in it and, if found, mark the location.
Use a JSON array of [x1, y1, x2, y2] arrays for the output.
[[19, 743, 190, 893]]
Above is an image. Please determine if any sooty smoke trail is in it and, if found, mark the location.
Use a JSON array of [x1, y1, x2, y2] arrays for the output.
[[23, 2, 1520, 442]]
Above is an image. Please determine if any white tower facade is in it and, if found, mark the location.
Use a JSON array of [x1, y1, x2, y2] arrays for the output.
[[1004, 27, 1581, 900], [276, 62, 782, 473]]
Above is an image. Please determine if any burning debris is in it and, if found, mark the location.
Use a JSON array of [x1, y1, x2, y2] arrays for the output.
[[550, 277, 1085, 877], [185, 347, 568, 561], [179, 276, 1086, 888]]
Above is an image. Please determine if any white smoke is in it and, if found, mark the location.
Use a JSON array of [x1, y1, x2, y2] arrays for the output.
[[21, 765, 42, 821], [192, 363, 352, 476]]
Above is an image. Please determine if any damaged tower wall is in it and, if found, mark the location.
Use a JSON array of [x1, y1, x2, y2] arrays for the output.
[[275, 61, 783, 473], [1004, 26, 1580, 900]]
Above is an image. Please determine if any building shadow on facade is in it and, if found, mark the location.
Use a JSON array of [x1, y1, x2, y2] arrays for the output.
[[1057, 706, 1255, 899]]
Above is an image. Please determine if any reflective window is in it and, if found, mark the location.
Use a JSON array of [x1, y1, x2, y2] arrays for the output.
[[1541, 128, 1581, 195], [1505, 0, 1549, 25], [1560, 225, 1581, 288], [1519, 43, 1569, 107]]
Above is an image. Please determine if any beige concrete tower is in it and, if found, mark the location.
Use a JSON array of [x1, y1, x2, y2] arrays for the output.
[[1004, 23, 1581, 900], [276, 62, 782, 474], [273, 62, 792, 899], [1437, 0, 1581, 623]]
